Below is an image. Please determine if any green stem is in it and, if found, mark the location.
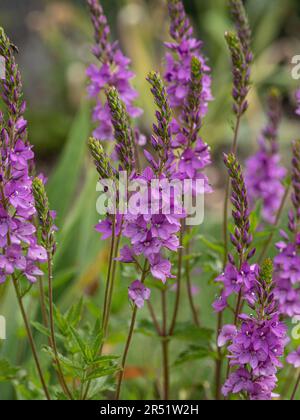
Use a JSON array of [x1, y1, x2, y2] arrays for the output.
[[147, 300, 162, 336], [47, 251, 73, 400], [215, 312, 223, 400], [258, 183, 291, 265], [12, 275, 51, 400], [185, 242, 200, 327], [103, 228, 122, 339], [291, 371, 300, 401], [169, 225, 184, 336], [115, 261, 148, 400], [101, 216, 116, 335], [38, 277, 48, 328], [161, 289, 170, 400]]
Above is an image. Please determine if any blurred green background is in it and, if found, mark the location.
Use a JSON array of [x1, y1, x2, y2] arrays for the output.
[[0, 0, 300, 400]]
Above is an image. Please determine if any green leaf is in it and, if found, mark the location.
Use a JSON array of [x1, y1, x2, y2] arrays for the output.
[[69, 326, 89, 362], [197, 235, 224, 256], [84, 367, 118, 382], [66, 298, 84, 327]]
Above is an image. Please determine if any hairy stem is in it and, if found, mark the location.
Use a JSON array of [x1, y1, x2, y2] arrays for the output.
[[38, 277, 48, 328]]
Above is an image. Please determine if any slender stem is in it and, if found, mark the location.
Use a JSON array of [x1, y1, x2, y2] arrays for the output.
[[115, 261, 148, 400], [12, 275, 51, 400], [103, 228, 122, 339], [291, 371, 300, 401], [38, 277, 48, 328], [234, 289, 243, 326], [47, 251, 73, 400], [225, 290, 243, 385], [147, 300, 162, 336], [185, 242, 200, 327], [169, 225, 184, 336], [215, 312, 223, 400], [281, 365, 293, 400], [161, 289, 170, 400], [258, 183, 291, 264], [82, 220, 119, 400], [101, 216, 116, 334]]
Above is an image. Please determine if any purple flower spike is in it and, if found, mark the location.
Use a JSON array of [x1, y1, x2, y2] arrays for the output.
[[128, 280, 151, 309], [87, 0, 142, 141], [221, 260, 288, 401], [0, 29, 46, 284], [245, 90, 286, 224]]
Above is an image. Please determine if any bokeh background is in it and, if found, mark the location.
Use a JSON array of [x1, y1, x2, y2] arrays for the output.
[[0, 0, 300, 400]]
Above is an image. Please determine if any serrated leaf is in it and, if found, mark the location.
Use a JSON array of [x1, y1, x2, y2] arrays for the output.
[[84, 367, 118, 382], [69, 326, 89, 362], [66, 298, 84, 327]]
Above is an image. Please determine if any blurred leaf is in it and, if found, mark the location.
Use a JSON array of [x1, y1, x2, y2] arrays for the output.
[[173, 323, 214, 343], [136, 319, 160, 338], [0, 359, 19, 382], [174, 345, 213, 366], [31, 322, 51, 339], [47, 101, 90, 222]]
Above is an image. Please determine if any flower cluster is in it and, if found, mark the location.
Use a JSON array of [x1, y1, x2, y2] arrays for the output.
[[213, 154, 255, 312], [164, 0, 212, 120], [0, 29, 46, 284], [220, 260, 287, 400], [274, 140, 300, 317], [245, 90, 286, 223], [86, 0, 142, 141], [88, 73, 183, 308], [164, 1, 213, 193]]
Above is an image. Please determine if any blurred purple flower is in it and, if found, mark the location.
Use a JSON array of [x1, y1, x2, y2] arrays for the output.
[[287, 347, 300, 368]]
